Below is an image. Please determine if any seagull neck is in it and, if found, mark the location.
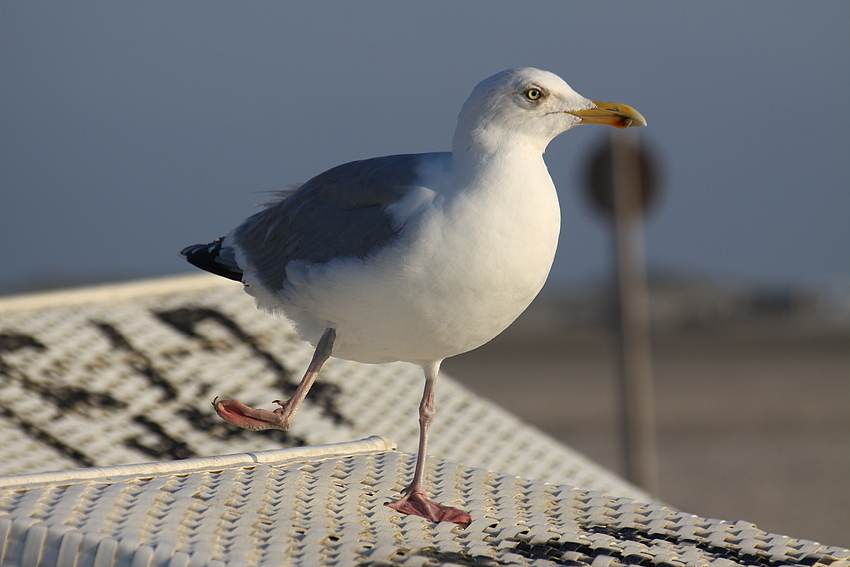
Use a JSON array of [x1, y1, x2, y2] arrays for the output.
[[449, 139, 545, 189]]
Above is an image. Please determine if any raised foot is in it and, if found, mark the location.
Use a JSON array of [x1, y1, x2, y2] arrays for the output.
[[213, 397, 293, 431], [386, 490, 471, 527]]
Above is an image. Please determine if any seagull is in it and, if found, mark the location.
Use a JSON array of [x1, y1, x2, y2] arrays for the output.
[[182, 67, 645, 526]]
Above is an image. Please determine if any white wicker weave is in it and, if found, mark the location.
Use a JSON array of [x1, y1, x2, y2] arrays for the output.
[[0, 438, 846, 567], [0, 275, 642, 498], [1, 276, 847, 566]]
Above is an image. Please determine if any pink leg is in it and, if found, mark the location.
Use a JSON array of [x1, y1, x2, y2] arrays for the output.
[[386, 360, 472, 527], [214, 328, 335, 431]]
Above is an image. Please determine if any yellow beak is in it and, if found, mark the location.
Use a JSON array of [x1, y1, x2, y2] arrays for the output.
[[568, 100, 647, 129]]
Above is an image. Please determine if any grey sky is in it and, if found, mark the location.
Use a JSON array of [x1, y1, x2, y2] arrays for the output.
[[1, 2, 848, 293]]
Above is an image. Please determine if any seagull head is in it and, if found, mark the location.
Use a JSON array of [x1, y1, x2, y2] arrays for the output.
[[453, 67, 646, 155]]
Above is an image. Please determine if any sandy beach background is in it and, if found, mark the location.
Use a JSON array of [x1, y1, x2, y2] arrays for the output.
[[443, 285, 850, 549]]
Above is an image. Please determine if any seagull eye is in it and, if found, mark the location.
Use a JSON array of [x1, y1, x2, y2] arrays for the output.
[[525, 87, 543, 101]]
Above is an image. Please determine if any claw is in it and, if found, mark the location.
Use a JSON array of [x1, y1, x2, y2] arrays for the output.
[[213, 398, 292, 431], [386, 490, 471, 527]]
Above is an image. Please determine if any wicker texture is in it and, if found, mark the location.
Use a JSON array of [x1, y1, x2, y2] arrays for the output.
[[0, 440, 846, 567], [0, 275, 643, 499]]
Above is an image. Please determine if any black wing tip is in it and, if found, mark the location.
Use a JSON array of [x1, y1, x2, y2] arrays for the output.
[[181, 238, 243, 282], [180, 239, 217, 259]]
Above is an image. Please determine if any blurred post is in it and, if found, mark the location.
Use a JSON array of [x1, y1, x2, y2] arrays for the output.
[[611, 131, 659, 494], [585, 131, 660, 495]]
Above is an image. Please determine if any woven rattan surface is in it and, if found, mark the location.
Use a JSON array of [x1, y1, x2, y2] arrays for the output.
[[0, 275, 643, 499], [0, 439, 847, 567], [1, 278, 848, 566]]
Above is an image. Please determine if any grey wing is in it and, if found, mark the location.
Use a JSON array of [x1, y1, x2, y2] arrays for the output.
[[232, 153, 438, 292]]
